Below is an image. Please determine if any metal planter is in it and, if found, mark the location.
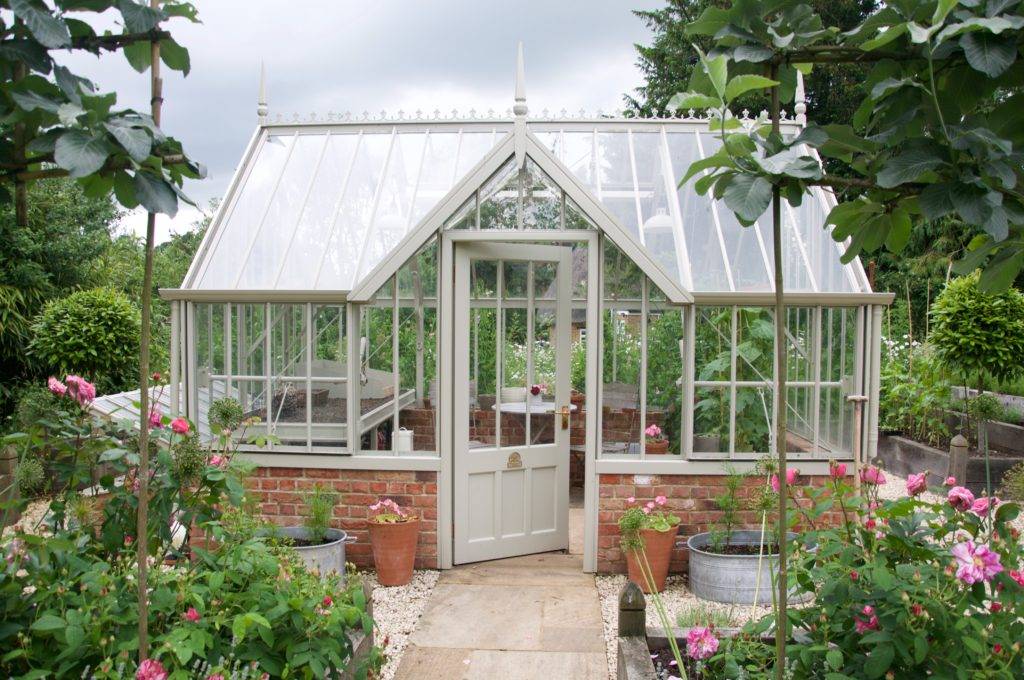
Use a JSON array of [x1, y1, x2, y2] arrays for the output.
[[687, 530, 806, 606], [279, 527, 353, 576]]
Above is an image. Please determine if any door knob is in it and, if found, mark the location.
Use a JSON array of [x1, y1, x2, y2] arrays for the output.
[[560, 405, 570, 430]]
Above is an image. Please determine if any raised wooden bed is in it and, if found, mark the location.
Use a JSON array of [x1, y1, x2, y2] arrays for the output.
[[877, 434, 1020, 494]]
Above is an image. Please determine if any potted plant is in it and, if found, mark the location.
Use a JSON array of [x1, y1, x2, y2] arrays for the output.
[[687, 463, 807, 605], [618, 496, 680, 593], [367, 497, 420, 586], [279, 485, 352, 576], [645, 423, 669, 454], [529, 383, 547, 406]]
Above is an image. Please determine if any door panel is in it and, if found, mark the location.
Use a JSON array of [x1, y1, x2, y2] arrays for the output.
[[453, 242, 572, 564]]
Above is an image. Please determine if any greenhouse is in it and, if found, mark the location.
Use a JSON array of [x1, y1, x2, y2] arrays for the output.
[[136, 63, 892, 572]]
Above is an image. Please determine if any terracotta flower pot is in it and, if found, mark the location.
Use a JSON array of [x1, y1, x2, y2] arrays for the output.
[[645, 439, 669, 454], [625, 527, 678, 593], [368, 518, 420, 586]]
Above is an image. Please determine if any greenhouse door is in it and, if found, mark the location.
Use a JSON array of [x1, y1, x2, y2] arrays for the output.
[[452, 242, 572, 564]]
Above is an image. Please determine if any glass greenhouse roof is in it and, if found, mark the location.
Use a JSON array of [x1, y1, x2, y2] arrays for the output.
[[184, 120, 868, 295]]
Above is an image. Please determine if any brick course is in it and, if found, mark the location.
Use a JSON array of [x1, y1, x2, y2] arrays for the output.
[[596, 473, 840, 573], [246, 467, 438, 569]]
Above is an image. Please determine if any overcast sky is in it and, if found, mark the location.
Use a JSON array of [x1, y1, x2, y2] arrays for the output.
[[66, 1, 664, 242]]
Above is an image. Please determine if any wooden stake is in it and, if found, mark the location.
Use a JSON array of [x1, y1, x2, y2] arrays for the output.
[[770, 62, 788, 680], [136, 0, 163, 660]]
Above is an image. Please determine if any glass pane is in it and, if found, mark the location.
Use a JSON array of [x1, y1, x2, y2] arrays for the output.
[[521, 160, 562, 230], [666, 131, 730, 291], [734, 386, 772, 453], [197, 134, 294, 288], [455, 130, 498, 179], [310, 380, 347, 450], [470, 304, 497, 447], [270, 304, 307, 379], [319, 132, 393, 290], [694, 386, 730, 453], [268, 376, 308, 446], [596, 131, 638, 238], [478, 160, 518, 230], [502, 305, 527, 448], [786, 307, 815, 382], [786, 386, 815, 455], [233, 304, 266, 377], [277, 134, 360, 289], [735, 308, 774, 383], [236, 134, 326, 289], [411, 132, 461, 223], [647, 309, 684, 456], [601, 306, 641, 456], [531, 306, 557, 445], [633, 132, 682, 283], [695, 306, 731, 382]]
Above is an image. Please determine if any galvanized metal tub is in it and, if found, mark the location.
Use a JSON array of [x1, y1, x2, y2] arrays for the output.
[[687, 530, 808, 606], [278, 527, 354, 577]]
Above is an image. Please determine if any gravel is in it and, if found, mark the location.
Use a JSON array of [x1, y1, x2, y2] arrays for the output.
[[364, 570, 440, 680]]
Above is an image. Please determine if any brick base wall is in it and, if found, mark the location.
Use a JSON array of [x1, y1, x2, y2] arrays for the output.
[[597, 473, 838, 573], [246, 467, 438, 569]]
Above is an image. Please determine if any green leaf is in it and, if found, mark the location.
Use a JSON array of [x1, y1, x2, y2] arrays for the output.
[[863, 643, 895, 679], [10, 0, 71, 49], [876, 149, 945, 188], [57, 102, 84, 126], [64, 624, 84, 650], [826, 649, 843, 671], [913, 632, 928, 663], [725, 75, 779, 102], [907, 22, 940, 44], [861, 23, 907, 51], [667, 91, 720, 112], [885, 206, 912, 252], [104, 122, 152, 162], [979, 250, 1024, 291], [123, 38, 151, 73], [54, 130, 111, 178], [679, 152, 732, 187], [733, 45, 773, 62], [960, 31, 1017, 77], [117, 0, 165, 32], [160, 38, 190, 76], [684, 6, 731, 37], [932, 0, 958, 26], [31, 614, 65, 632], [722, 173, 772, 223], [133, 170, 178, 217], [702, 50, 728, 99], [10, 90, 61, 114]]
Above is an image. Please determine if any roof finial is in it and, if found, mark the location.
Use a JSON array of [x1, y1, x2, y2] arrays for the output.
[[257, 61, 268, 125], [513, 41, 527, 168], [514, 41, 527, 117], [794, 69, 807, 125]]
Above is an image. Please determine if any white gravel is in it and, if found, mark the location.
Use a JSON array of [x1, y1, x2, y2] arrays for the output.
[[364, 570, 440, 680], [596, 574, 770, 680]]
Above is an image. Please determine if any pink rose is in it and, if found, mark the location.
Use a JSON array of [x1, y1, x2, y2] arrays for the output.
[[860, 466, 886, 486], [322, 595, 333, 608], [149, 409, 163, 429], [830, 461, 847, 479], [685, 626, 719, 660], [947, 486, 975, 512], [770, 468, 799, 493], [944, 476, 957, 486], [136, 659, 168, 680], [971, 496, 999, 517], [952, 541, 1003, 584], [64, 375, 96, 406], [906, 472, 927, 496], [644, 423, 662, 438], [206, 675, 225, 680], [184, 607, 200, 623], [170, 418, 190, 434], [854, 605, 879, 634], [1010, 570, 1024, 587], [209, 454, 226, 468], [47, 377, 67, 396]]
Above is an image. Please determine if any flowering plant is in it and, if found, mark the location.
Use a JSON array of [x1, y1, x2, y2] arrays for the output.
[[644, 423, 665, 442], [367, 497, 417, 524], [617, 496, 680, 552], [529, 383, 547, 397]]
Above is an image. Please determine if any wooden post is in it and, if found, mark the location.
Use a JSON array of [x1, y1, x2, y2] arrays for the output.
[[948, 434, 969, 486], [618, 581, 646, 637]]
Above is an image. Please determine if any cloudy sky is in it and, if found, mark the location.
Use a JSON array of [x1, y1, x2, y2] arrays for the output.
[[66, 1, 664, 242]]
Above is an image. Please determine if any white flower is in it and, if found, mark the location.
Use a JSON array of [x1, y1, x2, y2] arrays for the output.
[[22, 585, 36, 595], [15, 568, 27, 578]]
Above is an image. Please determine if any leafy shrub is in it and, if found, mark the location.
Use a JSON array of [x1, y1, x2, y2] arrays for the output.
[[28, 288, 141, 394], [879, 339, 950, 446], [930, 272, 1024, 387]]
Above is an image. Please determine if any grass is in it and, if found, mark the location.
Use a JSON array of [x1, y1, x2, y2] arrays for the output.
[[676, 603, 736, 629]]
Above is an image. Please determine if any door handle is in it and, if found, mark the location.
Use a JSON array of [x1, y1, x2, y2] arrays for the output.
[[560, 405, 570, 430]]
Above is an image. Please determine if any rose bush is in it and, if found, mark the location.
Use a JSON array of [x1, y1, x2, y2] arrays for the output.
[[682, 469, 1024, 678], [1, 379, 381, 678]]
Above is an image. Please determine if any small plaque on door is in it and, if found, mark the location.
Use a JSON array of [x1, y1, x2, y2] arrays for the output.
[[506, 452, 523, 469]]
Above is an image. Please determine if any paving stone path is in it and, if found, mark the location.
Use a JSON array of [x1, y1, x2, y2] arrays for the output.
[[393, 551, 606, 679]]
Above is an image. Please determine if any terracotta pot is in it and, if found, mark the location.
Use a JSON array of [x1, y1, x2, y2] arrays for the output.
[[645, 439, 669, 454], [368, 518, 420, 586], [625, 527, 678, 593]]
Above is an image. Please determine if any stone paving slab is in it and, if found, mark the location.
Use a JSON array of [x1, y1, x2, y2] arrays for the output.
[[395, 552, 606, 679]]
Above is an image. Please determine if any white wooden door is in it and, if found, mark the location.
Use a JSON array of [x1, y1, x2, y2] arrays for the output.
[[453, 243, 572, 564]]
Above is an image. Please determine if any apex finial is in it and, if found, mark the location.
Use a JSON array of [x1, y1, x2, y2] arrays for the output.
[[794, 69, 807, 125], [513, 41, 527, 117], [257, 61, 268, 124]]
